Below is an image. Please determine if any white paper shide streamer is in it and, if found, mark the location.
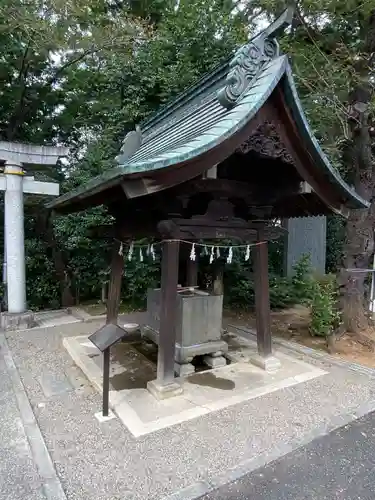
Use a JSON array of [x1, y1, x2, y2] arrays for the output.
[[227, 246, 233, 264], [118, 239, 258, 263], [245, 245, 250, 261], [127, 241, 134, 261], [190, 243, 196, 261], [209, 246, 215, 264]]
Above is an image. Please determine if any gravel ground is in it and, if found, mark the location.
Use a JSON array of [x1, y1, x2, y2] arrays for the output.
[[4, 317, 375, 500]]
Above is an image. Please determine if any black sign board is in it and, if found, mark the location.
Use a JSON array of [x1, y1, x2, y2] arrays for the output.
[[89, 323, 127, 352]]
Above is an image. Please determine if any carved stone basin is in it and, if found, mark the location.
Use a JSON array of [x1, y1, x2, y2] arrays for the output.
[[143, 287, 228, 376]]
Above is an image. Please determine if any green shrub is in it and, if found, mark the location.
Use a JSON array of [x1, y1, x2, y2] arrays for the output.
[[309, 274, 341, 337], [291, 254, 314, 304], [224, 254, 315, 311], [121, 256, 160, 309]]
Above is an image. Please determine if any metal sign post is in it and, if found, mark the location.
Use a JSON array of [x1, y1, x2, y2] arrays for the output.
[[89, 323, 141, 417], [102, 347, 110, 417]]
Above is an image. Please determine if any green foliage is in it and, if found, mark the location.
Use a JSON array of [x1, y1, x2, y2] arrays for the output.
[[309, 274, 341, 337], [326, 215, 345, 273], [0, 0, 369, 313], [121, 257, 161, 308], [291, 254, 314, 304], [224, 253, 315, 311]]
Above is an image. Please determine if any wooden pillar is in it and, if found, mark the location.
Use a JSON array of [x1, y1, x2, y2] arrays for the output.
[[253, 230, 272, 358], [147, 239, 183, 399], [106, 240, 124, 325]]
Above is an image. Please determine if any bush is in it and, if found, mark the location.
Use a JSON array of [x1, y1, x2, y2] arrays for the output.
[[291, 253, 314, 304], [224, 253, 314, 310], [121, 257, 160, 309], [309, 274, 341, 337]]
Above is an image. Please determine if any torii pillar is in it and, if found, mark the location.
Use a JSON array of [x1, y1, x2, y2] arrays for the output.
[[0, 141, 68, 330]]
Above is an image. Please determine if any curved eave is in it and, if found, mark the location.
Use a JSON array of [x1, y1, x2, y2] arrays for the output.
[[47, 56, 288, 212], [283, 64, 369, 211], [45, 167, 127, 211]]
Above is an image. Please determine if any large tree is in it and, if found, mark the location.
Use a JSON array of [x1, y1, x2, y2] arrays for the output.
[[257, 0, 375, 338], [0, 0, 250, 307]]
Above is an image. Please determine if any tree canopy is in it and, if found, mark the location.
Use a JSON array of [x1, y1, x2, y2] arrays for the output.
[[0, 0, 374, 330]]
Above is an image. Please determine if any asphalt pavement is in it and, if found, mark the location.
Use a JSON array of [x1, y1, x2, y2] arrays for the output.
[[199, 411, 375, 500]]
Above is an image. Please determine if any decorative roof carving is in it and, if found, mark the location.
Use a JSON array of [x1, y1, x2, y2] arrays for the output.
[[237, 121, 295, 165], [116, 125, 142, 164], [217, 6, 294, 109]]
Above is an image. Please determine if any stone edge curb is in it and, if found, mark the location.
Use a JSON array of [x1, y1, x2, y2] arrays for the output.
[[67, 307, 107, 323], [228, 324, 375, 378], [162, 398, 375, 500], [0, 333, 67, 500]]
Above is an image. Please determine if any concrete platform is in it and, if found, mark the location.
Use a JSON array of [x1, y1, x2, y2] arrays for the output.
[[63, 332, 327, 437]]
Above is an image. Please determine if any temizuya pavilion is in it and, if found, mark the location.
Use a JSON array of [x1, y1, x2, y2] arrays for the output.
[[47, 8, 369, 400]]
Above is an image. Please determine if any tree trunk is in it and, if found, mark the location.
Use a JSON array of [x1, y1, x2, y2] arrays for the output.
[[35, 211, 75, 308], [339, 10, 375, 334]]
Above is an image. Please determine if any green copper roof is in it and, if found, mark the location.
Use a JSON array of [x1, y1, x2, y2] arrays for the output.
[[119, 56, 287, 173], [47, 7, 369, 213], [47, 55, 288, 211]]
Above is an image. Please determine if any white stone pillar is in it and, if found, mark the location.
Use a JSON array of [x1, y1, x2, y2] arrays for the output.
[[4, 162, 26, 313]]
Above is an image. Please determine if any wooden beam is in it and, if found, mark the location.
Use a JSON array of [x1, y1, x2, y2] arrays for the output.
[[253, 228, 272, 357], [106, 240, 124, 324], [160, 218, 285, 242]]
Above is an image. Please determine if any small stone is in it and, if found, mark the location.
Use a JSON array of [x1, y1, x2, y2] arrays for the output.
[[174, 362, 195, 377], [203, 355, 227, 368]]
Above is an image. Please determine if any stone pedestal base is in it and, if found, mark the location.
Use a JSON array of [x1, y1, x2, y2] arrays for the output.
[[203, 354, 227, 368], [250, 354, 281, 373], [147, 379, 183, 400], [174, 362, 195, 377], [0, 310, 36, 331], [143, 325, 228, 377]]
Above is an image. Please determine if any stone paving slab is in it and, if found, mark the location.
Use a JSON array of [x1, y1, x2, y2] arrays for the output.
[[63, 333, 326, 436], [5, 319, 375, 500], [34, 309, 82, 328]]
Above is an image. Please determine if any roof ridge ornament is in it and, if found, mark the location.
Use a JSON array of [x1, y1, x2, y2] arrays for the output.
[[116, 125, 142, 165], [217, 6, 294, 110]]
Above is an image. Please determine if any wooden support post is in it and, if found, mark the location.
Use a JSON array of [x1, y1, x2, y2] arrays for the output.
[[106, 240, 124, 325], [253, 230, 272, 357], [102, 347, 110, 416], [252, 229, 281, 372], [157, 239, 179, 384], [147, 239, 183, 399]]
